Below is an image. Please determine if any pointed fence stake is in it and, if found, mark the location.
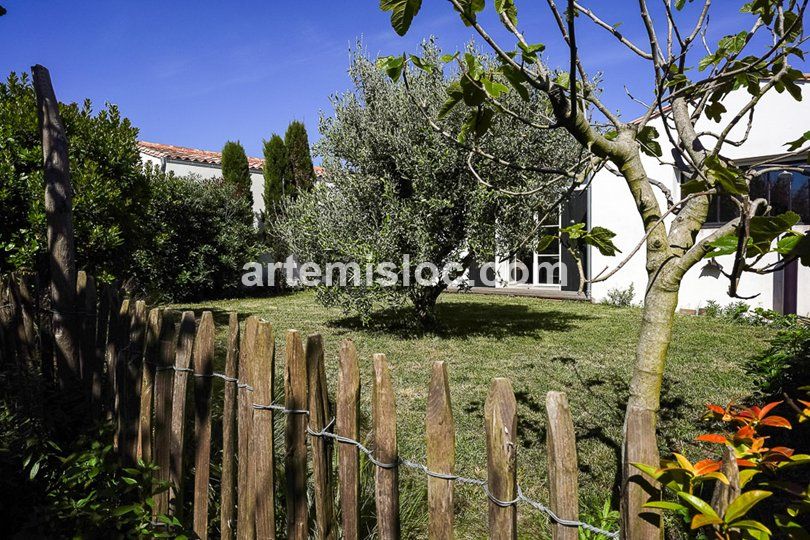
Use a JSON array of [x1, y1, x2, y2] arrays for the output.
[[153, 310, 176, 517], [220, 313, 239, 540], [138, 308, 162, 462], [193, 311, 215, 540], [252, 320, 276, 539], [337, 340, 360, 540], [427, 361, 454, 540], [236, 316, 259, 540], [373, 353, 400, 540], [545, 391, 579, 540], [485, 378, 517, 540], [170, 310, 196, 518], [285, 329, 308, 540], [307, 334, 335, 539]]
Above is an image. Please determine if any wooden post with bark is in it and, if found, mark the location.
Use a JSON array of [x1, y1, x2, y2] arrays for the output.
[[153, 310, 176, 517], [427, 361, 454, 540], [372, 353, 399, 540], [220, 313, 239, 540], [252, 320, 276, 539], [337, 340, 360, 540], [485, 378, 517, 540], [545, 391, 579, 540], [284, 329, 308, 540], [31, 64, 80, 399], [307, 334, 334, 540], [170, 310, 196, 518], [236, 316, 258, 540], [193, 311, 215, 540], [75, 271, 96, 400]]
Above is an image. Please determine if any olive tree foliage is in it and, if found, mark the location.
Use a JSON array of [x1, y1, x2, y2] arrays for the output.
[[275, 41, 581, 324], [379, 0, 809, 536]]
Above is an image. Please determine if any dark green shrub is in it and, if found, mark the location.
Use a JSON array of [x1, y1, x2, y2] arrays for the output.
[[221, 140, 252, 207], [132, 167, 260, 302], [262, 134, 287, 209], [0, 72, 148, 281], [284, 120, 315, 196], [747, 323, 810, 397]]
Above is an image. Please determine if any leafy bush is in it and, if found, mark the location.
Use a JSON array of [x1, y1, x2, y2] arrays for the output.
[[636, 399, 810, 539], [602, 283, 636, 307], [0, 395, 187, 538], [0, 72, 149, 281], [701, 300, 799, 329], [747, 324, 810, 398], [703, 300, 722, 318], [132, 167, 260, 302], [578, 499, 619, 540]]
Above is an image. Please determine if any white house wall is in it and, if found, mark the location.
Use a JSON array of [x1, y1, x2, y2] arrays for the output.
[[138, 153, 266, 215], [589, 81, 810, 315]]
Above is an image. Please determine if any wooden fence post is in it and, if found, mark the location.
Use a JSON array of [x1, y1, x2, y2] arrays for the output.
[[427, 361, 454, 540], [170, 310, 196, 518], [153, 310, 176, 517], [37, 276, 55, 386], [236, 316, 258, 540], [139, 308, 162, 462], [337, 339, 360, 540], [120, 300, 146, 466], [112, 298, 131, 450], [373, 353, 399, 540], [252, 320, 276, 539], [76, 271, 96, 399], [193, 311, 215, 540], [220, 313, 239, 540], [0, 278, 14, 366], [621, 408, 661, 540], [105, 293, 124, 420], [307, 334, 335, 540], [32, 64, 80, 398], [93, 284, 112, 418], [485, 378, 517, 540], [545, 391, 579, 540], [285, 329, 308, 540], [0, 279, 10, 366], [10, 274, 37, 368]]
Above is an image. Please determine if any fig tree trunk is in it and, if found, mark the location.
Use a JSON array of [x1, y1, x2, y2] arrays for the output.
[[621, 274, 681, 539]]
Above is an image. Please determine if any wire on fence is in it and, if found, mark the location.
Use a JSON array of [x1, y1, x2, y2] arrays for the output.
[[148, 362, 621, 539]]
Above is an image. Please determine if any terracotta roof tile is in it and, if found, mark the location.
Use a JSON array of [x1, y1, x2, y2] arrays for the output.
[[139, 140, 325, 177], [138, 140, 264, 170]]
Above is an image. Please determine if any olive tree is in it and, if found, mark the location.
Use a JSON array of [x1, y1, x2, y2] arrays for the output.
[[378, 0, 809, 536], [275, 42, 582, 325]]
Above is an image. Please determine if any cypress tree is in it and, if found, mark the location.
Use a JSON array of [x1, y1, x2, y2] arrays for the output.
[[262, 134, 287, 209], [284, 121, 315, 196], [221, 140, 252, 206]]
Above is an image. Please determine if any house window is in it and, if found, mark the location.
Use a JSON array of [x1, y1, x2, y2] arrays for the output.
[[699, 161, 809, 225], [509, 208, 562, 287]]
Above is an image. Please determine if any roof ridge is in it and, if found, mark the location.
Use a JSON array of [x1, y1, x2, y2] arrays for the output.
[[138, 140, 325, 175]]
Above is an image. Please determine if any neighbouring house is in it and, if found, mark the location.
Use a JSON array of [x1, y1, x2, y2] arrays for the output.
[[468, 77, 810, 316], [138, 140, 324, 216]]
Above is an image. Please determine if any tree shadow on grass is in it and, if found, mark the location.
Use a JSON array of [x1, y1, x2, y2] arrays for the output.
[[327, 300, 595, 340]]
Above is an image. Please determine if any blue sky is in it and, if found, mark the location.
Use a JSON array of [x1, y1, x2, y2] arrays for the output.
[[1, 1, 803, 158]]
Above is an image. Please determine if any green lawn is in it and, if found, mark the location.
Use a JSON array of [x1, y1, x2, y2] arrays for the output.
[[173, 290, 774, 539]]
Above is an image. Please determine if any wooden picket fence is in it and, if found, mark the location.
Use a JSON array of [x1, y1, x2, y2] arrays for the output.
[[0, 271, 619, 540]]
